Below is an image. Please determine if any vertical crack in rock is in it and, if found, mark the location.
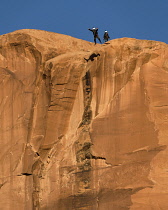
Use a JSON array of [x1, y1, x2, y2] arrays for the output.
[[68, 70, 106, 209], [79, 70, 92, 127], [30, 62, 53, 210], [75, 70, 93, 206]]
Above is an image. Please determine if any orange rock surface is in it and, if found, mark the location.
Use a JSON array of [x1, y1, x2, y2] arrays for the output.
[[0, 29, 168, 209]]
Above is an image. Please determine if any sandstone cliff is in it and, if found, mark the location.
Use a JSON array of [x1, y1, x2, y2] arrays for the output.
[[0, 29, 168, 210]]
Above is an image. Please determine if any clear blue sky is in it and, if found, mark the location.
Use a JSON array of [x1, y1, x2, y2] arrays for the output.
[[1, 0, 168, 44]]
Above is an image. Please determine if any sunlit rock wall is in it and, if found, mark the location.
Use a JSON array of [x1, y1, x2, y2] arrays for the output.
[[0, 30, 168, 210]]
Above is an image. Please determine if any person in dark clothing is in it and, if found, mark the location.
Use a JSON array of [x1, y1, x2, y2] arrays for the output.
[[84, 53, 100, 62], [88, 27, 102, 44], [103, 30, 110, 42]]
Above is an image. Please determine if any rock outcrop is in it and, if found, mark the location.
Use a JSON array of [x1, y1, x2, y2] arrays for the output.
[[0, 29, 168, 210]]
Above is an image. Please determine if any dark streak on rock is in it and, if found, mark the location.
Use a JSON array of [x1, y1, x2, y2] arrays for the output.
[[21, 173, 32, 176]]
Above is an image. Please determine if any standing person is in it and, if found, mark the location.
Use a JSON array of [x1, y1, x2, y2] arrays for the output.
[[88, 27, 102, 44], [103, 30, 110, 42]]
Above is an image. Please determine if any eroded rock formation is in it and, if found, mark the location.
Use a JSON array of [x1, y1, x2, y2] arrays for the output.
[[0, 29, 168, 209]]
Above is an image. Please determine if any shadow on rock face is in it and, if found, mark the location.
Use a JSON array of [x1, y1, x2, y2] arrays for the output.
[[43, 189, 133, 210]]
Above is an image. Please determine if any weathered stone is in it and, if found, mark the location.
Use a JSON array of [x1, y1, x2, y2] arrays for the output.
[[0, 29, 168, 209]]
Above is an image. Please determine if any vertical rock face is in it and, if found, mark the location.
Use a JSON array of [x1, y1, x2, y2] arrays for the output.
[[0, 29, 168, 210]]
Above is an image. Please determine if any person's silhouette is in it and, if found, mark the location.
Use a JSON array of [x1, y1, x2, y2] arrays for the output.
[[103, 30, 110, 42], [88, 27, 102, 44]]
